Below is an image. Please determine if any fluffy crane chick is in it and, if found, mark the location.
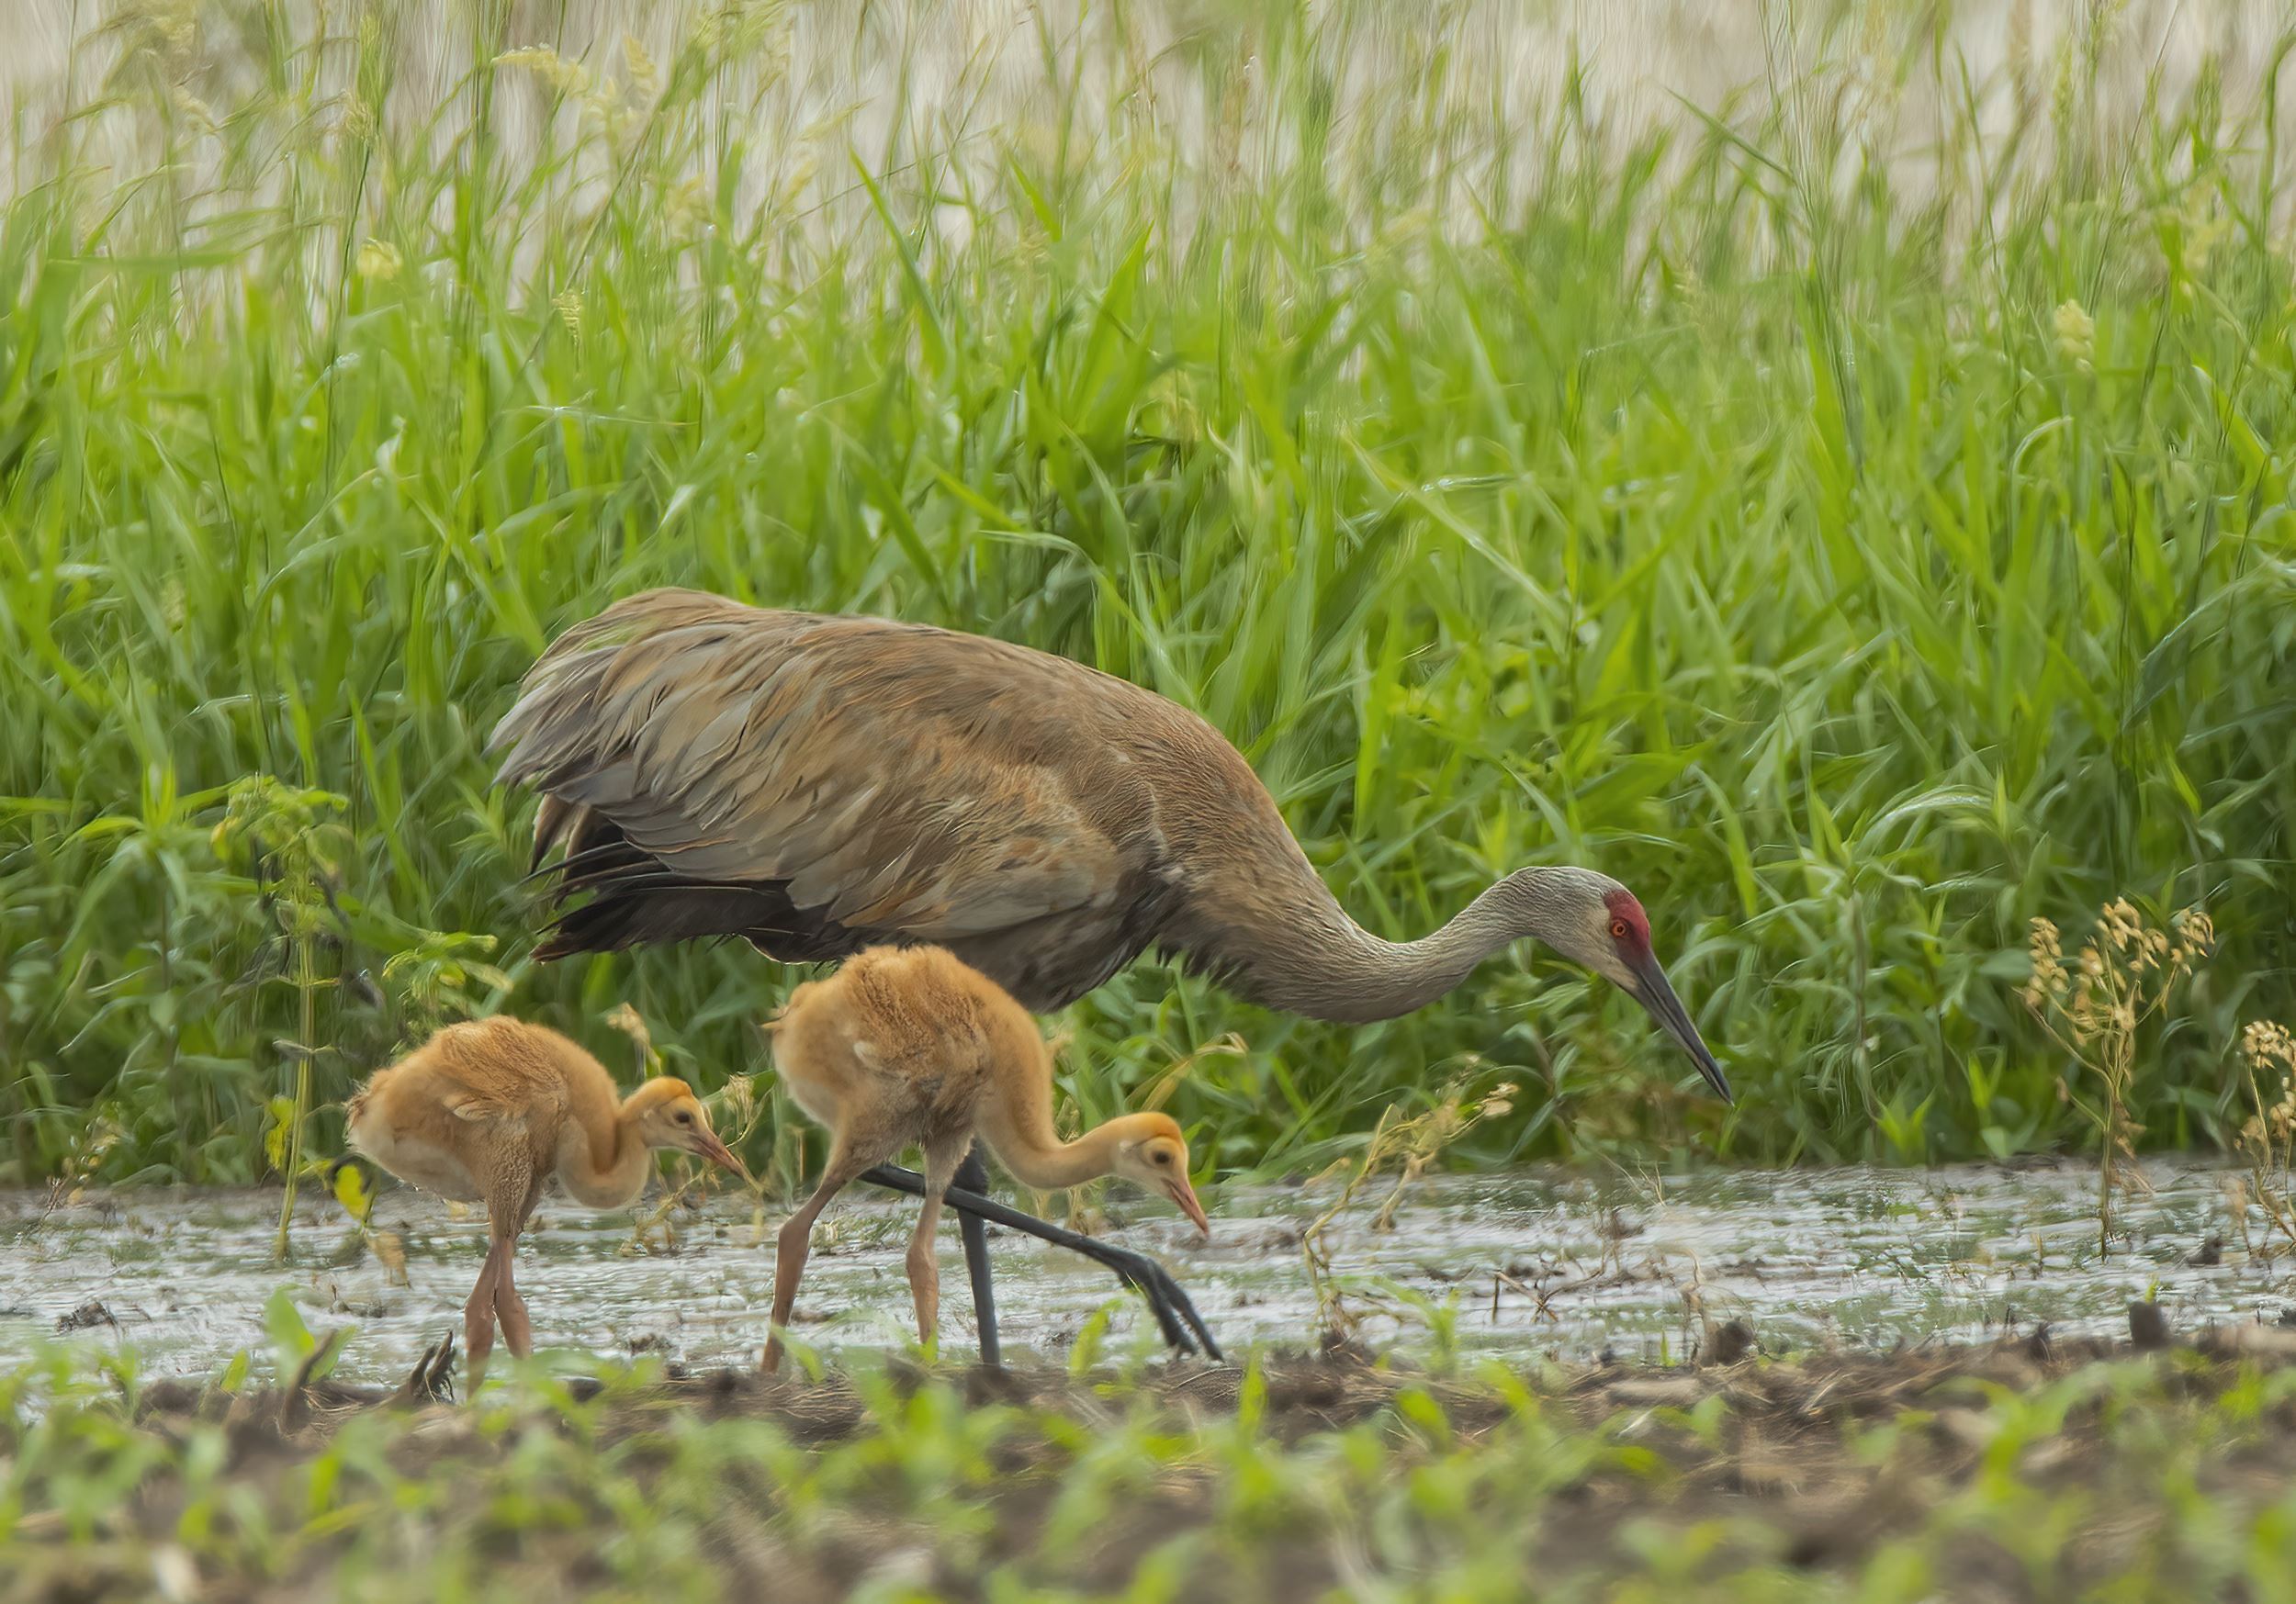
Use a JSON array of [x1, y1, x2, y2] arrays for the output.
[[762, 946, 1210, 1369], [347, 1016, 739, 1382]]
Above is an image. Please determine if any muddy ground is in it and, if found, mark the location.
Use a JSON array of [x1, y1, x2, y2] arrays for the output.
[[13, 1319, 2296, 1603]]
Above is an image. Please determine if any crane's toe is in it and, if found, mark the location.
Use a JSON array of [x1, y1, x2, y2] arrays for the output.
[[1078, 1239, 1221, 1361]]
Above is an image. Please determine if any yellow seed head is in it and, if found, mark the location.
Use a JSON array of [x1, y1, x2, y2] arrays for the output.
[[355, 239, 401, 281], [2174, 908, 2215, 956], [624, 33, 661, 100], [497, 45, 591, 97], [2054, 299, 2095, 367]]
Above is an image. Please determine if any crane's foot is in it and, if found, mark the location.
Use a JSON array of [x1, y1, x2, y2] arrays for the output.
[[393, 1329, 458, 1407], [1035, 1219, 1222, 1363], [860, 1162, 1222, 1363]]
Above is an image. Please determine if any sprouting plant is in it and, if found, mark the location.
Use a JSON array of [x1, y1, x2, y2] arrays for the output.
[[2020, 901, 2213, 1254], [323, 1160, 409, 1285], [1301, 1073, 1516, 1336], [2234, 1021, 2296, 1258], [380, 930, 512, 1041], [212, 777, 351, 1261]]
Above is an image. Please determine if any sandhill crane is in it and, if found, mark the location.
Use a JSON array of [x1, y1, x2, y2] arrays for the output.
[[346, 1015, 740, 1382], [759, 945, 1210, 1370], [490, 588, 1732, 1361]]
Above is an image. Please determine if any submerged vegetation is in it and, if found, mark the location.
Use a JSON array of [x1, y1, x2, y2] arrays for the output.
[[3, 0, 2295, 1185]]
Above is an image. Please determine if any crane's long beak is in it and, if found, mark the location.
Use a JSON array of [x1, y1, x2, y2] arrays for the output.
[[1629, 952, 1733, 1105]]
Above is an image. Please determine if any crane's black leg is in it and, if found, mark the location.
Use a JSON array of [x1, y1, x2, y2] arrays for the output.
[[951, 1143, 1001, 1368], [859, 1162, 1221, 1362]]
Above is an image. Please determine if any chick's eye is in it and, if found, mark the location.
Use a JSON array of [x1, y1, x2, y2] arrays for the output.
[[1151, 1150, 1169, 1165], [675, 1111, 692, 1125]]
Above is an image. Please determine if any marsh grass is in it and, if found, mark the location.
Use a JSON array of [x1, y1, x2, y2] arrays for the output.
[[1, 2, 2293, 1185]]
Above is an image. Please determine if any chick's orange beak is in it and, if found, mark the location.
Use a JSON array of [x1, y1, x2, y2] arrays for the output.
[[1166, 1176, 1210, 1239], [691, 1125, 741, 1174]]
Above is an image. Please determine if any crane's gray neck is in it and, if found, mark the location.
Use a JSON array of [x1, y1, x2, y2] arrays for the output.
[[1212, 865, 1593, 1025]]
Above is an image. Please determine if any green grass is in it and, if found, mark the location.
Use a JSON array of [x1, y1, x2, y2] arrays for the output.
[[2, 1, 2294, 1185], [11, 1339, 2296, 1601]]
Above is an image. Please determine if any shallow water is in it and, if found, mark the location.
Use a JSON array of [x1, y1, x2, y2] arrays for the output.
[[4, 1161, 2290, 1383]]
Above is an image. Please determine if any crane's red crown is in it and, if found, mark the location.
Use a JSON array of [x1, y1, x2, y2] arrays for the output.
[[1603, 889, 1651, 954]]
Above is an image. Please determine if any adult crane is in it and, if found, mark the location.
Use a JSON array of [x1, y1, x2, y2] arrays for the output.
[[490, 588, 1733, 1362]]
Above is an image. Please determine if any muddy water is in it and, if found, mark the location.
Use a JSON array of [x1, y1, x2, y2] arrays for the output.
[[4, 1161, 2290, 1383]]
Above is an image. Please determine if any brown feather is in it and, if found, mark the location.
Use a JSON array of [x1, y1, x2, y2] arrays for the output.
[[490, 590, 1308, 1011]]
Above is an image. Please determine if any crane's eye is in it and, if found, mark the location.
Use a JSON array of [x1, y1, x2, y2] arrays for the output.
[[1609, 919, 1630, 940]]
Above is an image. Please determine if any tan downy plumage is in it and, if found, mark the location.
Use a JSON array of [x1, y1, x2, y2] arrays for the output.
[[345, 1016, 740, 1382], [760, 945, 1210, 1370]]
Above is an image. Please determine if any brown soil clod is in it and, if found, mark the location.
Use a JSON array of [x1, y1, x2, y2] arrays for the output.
[[55, 1298, 118, 1333], [2194, 1320, 2296, 1360], [1704, 1318, 1757, 1366], [2127, 1301, 2172, 1351]]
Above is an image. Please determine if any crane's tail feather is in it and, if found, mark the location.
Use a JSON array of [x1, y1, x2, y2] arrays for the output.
[[517, 836, 639, 889], [533, 879, 862, 967], [507, 799, 858, 966]]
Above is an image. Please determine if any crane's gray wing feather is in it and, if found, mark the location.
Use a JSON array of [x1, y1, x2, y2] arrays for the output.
[[490, 589, 1131, 948]]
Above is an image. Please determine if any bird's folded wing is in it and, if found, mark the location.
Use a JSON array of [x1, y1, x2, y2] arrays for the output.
[[489, 589, 1131, 940], [433, 1055, 568, 1126]]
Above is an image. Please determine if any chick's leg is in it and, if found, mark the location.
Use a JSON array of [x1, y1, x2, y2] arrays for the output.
[[463, 1234, 508, 1386], [907, 1139, 968, 1353], [492, 1221, 533, 1360], [763, 1149, 866, 1373]]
